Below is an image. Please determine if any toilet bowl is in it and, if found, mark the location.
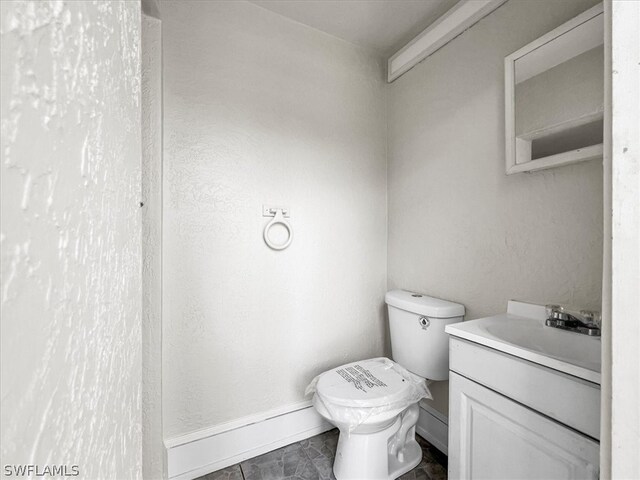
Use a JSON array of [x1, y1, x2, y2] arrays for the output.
[[308, 290, 465, 480], [310, 357, 427, 480]]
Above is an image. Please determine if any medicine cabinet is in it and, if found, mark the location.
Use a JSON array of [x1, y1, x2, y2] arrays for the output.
[[505, 4, 604, 174]]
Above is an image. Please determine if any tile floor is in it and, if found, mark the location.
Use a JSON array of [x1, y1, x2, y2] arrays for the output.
[[196, 429, 447, 480]]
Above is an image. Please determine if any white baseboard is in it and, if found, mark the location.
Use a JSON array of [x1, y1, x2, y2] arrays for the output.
[[416, 403, 449, 455], [166, 400, 447, 479], [165, 402, 333, 480]]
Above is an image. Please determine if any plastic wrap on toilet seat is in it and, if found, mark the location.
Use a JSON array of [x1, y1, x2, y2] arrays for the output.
[[305, 357, 431, 432]]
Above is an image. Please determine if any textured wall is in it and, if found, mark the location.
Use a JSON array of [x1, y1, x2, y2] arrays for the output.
[[387, 0, 603, 415], [162, 0, 388, 438], [609, 1, 640, 476], [141, 6, 165, 480], [0, 1, 142, 478]]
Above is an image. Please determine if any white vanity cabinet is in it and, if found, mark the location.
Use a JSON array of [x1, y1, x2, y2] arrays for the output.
[[447, 337, 600, 480]]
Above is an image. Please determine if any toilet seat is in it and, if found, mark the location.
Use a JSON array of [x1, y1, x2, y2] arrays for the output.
[[308, 358, 429, 479], [315, 358, 423, 409]]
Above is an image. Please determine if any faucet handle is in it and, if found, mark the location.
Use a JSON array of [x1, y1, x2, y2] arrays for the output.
[[580, 310, 601, 328], [545, 304, 563, 317]]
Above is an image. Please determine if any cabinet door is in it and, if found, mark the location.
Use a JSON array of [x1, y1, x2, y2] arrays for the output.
[[449, 372, 599, 480]]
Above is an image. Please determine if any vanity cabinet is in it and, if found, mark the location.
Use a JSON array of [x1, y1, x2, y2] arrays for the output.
[[448, 338, 600, 479]]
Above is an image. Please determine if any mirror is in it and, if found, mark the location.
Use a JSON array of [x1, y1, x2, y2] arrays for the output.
[[505, 4, 604, 174]]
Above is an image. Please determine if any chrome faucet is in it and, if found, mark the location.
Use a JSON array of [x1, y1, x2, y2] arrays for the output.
[[545, 306, 601, 336]]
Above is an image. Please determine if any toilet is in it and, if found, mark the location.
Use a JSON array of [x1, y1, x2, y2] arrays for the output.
[[307, 290, 465, 480]]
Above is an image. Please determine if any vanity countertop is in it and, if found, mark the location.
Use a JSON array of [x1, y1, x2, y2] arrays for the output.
[[445, 301, 601, 385]]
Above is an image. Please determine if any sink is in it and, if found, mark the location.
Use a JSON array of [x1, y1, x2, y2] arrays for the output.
[[447, 300, 602, 476], [486, 318, 601, 371], [445, 300, 601, 384]]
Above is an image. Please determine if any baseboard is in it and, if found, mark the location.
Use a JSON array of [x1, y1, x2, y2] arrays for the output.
[[165, 401, 333, 480], [166, 400, 447, 479], [416, 403, 449, 455]]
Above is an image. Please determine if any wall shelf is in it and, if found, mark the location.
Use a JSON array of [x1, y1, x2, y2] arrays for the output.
[[508, 111, 604, 174]]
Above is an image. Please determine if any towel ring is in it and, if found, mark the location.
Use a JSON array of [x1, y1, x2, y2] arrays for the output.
[[263, 209, 293, 250]]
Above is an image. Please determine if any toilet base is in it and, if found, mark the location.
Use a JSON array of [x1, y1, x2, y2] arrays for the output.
[[388, 439, 422, 480], [332, 404, 422, 480]]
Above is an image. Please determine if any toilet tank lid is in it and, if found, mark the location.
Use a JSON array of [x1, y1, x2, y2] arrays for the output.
[[385, 290, 465, 318]]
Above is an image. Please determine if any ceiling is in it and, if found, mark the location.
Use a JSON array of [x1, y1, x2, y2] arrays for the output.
[[248, 0, 460, 56]]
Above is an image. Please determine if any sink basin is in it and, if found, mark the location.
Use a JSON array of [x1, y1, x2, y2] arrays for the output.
[[445, 301, 601, 384], [486, 319, 601, 371]]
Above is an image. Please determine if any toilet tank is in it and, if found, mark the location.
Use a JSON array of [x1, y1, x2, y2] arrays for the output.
[[385, 290, 464, 381]]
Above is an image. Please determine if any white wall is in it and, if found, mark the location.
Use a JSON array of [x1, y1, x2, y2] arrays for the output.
[[609, 0, 640, 477], [142, 3, 166, 478], [0, 1, 142, 478], [387, 0, 603, 415], [162, 1, 388, 439]]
